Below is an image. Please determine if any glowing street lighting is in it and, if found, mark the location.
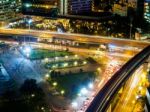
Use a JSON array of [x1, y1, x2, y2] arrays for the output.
[[41, 107, 45, 110], [141, 73, 146, 79], [64, 63, 68, 67], [132, 100, 135, 104], [23, 46, 31, 54], [74, 61, 78, 66], [26, 53, 30, 57], [60, 90, 65, 95], [28, 19, 32, 25], [65, 55, 68, 59], [97, 68, 101, 72], [88, 83, 94, 89], [71, 101, 78, 108], [55, 57, 58, 60], [74, 54, 78, 58], [83, 61, 87, 64], [44, 58, 49, 62], [52, 65, 56, 68], [77, 93, 81, 97], [31, 94, 35, 97], [45, 74, 49, 78], [25, 3, 31, 8], [136, 95, 141, 100], [138, 86, 142, 91], [80, 87, 88, 95], [53, 82, 57, 86]]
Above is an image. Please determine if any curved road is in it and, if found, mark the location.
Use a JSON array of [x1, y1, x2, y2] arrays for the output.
[[86, 45, 150, 112]]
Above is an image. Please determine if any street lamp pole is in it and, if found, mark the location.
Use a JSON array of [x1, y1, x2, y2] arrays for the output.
[[130, 17, 133, 39], [28, 19, 32, 44]]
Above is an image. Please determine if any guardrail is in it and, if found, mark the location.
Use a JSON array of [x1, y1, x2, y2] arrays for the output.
[[86, 45, 150, 112]]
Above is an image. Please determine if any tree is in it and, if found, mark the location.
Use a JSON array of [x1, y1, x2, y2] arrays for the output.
[[20, 79, 48, 112], [0, 90, 27, 112], [0, 79, 49, 112]]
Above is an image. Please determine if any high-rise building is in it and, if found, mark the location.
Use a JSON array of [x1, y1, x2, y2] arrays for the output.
[[68, 0, 92, 15], [144, 1, 150, 23], [0, 0, 21, 26], [59, 0, 68, 15]]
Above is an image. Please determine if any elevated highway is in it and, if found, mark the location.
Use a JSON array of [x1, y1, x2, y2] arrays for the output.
[[86, 45, 150, 112], [0, 28, 150, 48]]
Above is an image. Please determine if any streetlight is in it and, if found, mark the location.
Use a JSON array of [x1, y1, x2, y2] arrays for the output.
[[23, 46, 31, 54], [129, 17, 133, 39], [52, 82, 57, 87], [71, 101, 78, 108], [28, 19, 32, 31], [80, 87, 88, 95], [88, 82, 93, 89], [60, 90, 65, 95]]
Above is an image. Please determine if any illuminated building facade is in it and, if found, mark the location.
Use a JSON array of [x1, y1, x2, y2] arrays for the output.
[[92, 0, 115, 12], [0, 0, 21, 26], [22, 0, 59, 17], [144, 1, 150, 22], [59, 0, 68, 15], [68, 0, 92, 14]]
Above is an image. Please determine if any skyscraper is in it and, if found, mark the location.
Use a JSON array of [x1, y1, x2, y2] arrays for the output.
[[68, 0, 92, 15], [144, 0, 150, 22], [0, 0, 21, 26], [59, 0, 68, 15]]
